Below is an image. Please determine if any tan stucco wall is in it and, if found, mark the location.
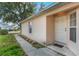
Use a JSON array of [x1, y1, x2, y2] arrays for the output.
[[21, 3, 79, 43], [46, 15, 55, 44], [21, 15, 46, 43]]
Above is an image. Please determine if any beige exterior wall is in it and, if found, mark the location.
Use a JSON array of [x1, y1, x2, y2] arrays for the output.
[[21, 15, 46, 43], [45, 3, 79, 44], [21, 3, 79, 44], [21, 3, 79, 55], [46, 15, 55, 44]]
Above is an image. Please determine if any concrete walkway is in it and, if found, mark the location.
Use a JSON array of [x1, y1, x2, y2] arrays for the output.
[[15, 35, 62, 56]]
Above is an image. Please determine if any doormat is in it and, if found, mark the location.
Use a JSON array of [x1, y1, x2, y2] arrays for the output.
[[53, 43, 64, 48]]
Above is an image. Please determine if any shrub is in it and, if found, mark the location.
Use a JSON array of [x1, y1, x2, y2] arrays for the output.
[[0, 29, 8, 35]]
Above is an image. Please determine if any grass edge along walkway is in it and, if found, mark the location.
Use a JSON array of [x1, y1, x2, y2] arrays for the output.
[[0, 34, 26, 56]]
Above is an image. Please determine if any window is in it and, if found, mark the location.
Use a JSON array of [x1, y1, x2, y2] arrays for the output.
[[28, 22, 32, 33], [70, 12, 76, 27], [70, 12, 76, 43]]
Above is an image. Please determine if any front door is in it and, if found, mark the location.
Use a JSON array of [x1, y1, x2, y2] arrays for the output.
[[55, 16, 67, 44]]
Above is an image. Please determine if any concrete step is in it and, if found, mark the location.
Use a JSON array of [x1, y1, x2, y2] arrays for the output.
[[47, 45, 76, 56], [37, 48, 62, 56]]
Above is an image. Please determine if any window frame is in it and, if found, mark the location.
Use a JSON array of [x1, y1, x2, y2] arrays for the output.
[[69, 11, 76, 43], [70, 12, 76, 27]]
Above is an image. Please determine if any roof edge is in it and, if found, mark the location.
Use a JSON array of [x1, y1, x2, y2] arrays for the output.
[[20, 2, 69, 23]]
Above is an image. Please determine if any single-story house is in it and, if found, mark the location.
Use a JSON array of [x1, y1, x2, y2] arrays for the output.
[[20, 2, 79, 55]]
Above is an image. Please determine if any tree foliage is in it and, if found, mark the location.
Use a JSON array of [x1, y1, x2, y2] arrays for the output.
[[0, 2, 35, 24], [39, 2, 45, 11]]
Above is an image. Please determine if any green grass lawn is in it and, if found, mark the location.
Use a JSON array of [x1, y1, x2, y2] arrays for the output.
[[0, 34, 25, 56]]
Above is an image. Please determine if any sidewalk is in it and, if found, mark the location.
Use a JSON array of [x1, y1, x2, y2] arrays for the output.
[[15, 35, 62, 56]]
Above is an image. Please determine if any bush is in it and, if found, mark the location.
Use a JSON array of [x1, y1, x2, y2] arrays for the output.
[[0, 29, 8, 35]]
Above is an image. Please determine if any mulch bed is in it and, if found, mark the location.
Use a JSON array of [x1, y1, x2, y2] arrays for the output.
[[19, 34, 45, 49]]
